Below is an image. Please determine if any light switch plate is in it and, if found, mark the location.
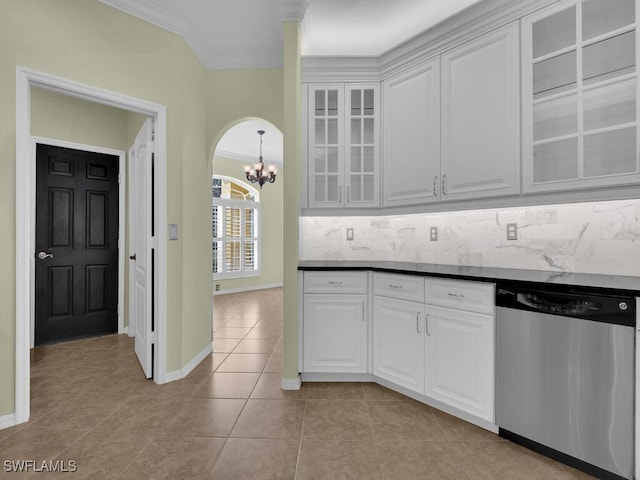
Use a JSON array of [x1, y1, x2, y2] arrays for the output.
[[346, 228, 354, 241], [430, 227, 438, 241], [507, 223, 517, 240], [169, 224, 178, 240]]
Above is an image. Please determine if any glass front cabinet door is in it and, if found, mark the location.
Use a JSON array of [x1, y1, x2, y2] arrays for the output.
[[307, 83, 380, 208], [522, 0, 640, 192]]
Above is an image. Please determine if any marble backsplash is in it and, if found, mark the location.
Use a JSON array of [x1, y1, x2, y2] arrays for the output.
[[299, 200, 640, 277]]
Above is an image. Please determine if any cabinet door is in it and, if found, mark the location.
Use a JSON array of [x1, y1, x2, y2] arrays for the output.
[[425, 305, 494, 422], [441, 22, 520, 200], [345, 84, 380, 207], [383, 60, 441, 207], [308, 84, 344, 208], [522, 0, 640, 192], [303, 294, 367, 373], [372, 296, 425, 394]]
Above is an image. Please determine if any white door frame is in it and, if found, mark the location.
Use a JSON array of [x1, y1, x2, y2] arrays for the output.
[[29, 136, 126, 347], [15, 66, 169, 425]]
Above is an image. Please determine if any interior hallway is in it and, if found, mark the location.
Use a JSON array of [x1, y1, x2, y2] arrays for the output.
[[0, 287, 594, 479]]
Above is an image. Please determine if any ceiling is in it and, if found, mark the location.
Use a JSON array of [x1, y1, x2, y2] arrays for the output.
[[98, 0, 484, 69], [215, 120, 283, 167], [97, 0, 482, 164]]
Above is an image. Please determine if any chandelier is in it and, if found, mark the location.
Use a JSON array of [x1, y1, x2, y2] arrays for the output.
[[244, 130, 277, 188]]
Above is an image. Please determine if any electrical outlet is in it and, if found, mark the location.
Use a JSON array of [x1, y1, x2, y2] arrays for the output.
[[215, 284, 220, 291], [430, 227, 438, 241], [346, 228, 354, 241], [507, 223, 518, 240]]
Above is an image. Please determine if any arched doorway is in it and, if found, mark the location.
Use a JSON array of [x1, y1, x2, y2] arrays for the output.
[[211, 119, 284, 295]]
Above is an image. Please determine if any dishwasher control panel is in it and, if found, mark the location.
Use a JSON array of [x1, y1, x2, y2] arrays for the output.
[[496, 283, 635, 327]]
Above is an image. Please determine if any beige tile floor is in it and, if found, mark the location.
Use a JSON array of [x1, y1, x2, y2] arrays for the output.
[[0, 288, 595, 479]]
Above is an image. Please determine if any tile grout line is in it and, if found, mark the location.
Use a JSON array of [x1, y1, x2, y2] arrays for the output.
[[293, 393, 308, 480]]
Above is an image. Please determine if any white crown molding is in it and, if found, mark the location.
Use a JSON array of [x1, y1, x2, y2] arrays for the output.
[[98, 0, 214, 65], [201, 52, 284, 70], [379, 0, 560, 77], [279, 0, 309, 23], [98, 0, 189, 35], [99, 0, 283, 69], [215, 149, 283, 167], [300, 0, 562, 82], [215, 149, 256, 165], [301, 56, 382, 83]]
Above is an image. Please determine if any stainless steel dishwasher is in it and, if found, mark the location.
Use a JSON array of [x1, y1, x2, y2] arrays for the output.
[[495, 281, 635, 480]]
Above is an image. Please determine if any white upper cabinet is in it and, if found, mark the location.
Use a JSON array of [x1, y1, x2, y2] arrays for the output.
[[522, 0, 640, 192], [383, 59, 441, 207], [308, 84, 344, 208], [307, 83, 380, 208], [441, 21, 521, 200]]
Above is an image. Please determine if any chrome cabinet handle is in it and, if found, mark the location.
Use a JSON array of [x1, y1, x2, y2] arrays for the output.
[[441, 174, 447, 196], [447, 292, 465, 298], [37, 251, 53, 260], [362, 303, 365, 322], [347, 186, 351, 203], [416, 312, 421, 334], [425, 314, 431, 336], [433, 176, 438, 197], [339, 186, 342, 203], [328, 281, 343, 285], [389, 284, 403, 289]]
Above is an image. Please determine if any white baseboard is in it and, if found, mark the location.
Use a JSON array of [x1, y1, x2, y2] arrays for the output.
[[213, 282, 283, 296], [281, 374, 302, 391], [164, 343, 213, 383], [0, 413, 17, 430]]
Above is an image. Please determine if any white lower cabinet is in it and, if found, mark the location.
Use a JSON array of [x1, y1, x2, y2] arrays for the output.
[[301, 270, 495, 426], [372, 296, 425, 393], [302, 271, 369, 374], [425, 304, 495, 422], [303, 294, 368, 373], [372, 273, 495, 424]]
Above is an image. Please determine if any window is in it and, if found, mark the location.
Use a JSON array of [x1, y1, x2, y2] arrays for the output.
[[212, 176, 260, 278]]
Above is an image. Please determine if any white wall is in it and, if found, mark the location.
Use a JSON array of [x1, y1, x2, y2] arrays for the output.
[[299, 200, 640, 276]]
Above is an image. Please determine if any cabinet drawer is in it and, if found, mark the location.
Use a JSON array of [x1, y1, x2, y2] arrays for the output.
[[304, 271, 368, 294], [373, 272, 424, 303], [426, 278, 494, 314]]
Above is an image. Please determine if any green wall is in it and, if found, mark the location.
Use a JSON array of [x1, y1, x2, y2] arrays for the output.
[[206, 69, 283, 157], [0, 0, 290, 420], [212, 155, 284, 293], [0, 0, 205, 417], [31, 87, 129, 150]]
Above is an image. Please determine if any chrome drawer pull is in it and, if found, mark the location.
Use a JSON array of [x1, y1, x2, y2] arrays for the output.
[[389, 284, 403, 289], [416, 312, 421, 334], [447, 292, 465, 298], [328, 281, 343, 285], [425, 314, 431, 336]]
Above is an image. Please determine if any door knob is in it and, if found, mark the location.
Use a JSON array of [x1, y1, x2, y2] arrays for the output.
[[37, 251, 53, 260], [129, 254, 136, 261]]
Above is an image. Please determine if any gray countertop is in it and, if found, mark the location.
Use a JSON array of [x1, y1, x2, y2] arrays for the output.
[[298, 260, 640, 294]]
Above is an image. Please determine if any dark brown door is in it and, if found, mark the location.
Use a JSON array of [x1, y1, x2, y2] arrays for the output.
[[35, 144, 119, 345]]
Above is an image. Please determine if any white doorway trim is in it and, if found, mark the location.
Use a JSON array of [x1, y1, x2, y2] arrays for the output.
[[15, 66, 169, 425], [28, 136, 126, 346]]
